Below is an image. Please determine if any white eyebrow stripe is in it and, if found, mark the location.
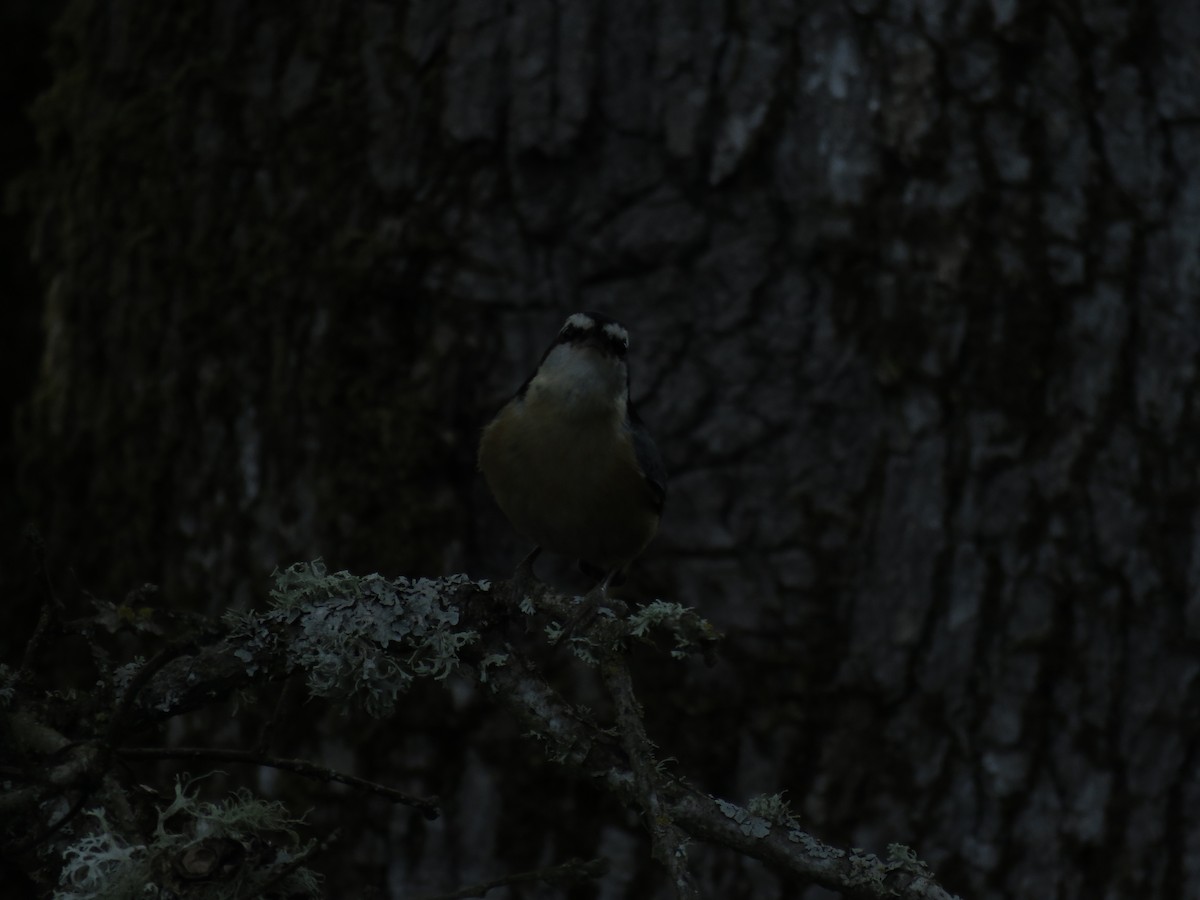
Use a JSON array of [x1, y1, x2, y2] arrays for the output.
[[602, 322, 629, 346], [562, 312, 595, 332]]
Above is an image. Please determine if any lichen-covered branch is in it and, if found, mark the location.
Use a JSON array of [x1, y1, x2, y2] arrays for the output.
[[600, 652, 700, 899], [22, 561, 959, 898], [474, 616, 961, 900], [117, 746, 440, 818]]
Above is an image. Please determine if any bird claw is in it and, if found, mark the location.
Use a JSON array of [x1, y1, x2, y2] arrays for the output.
[[511, 546, 541, 590], [552, 577, 627, 647], [553, 591, 602, 646]]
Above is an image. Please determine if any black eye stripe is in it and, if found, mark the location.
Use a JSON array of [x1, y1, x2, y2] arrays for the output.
[[557, 318, 629, 357], [559, 325, 589, 341]]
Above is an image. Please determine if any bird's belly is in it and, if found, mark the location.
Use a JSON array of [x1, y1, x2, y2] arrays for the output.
[[481, 417, 657, 570]]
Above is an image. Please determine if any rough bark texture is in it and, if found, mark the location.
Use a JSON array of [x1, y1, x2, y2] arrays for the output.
[[7, 0, 1200, 897]]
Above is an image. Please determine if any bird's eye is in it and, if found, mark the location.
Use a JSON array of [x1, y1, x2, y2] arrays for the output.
[[559, 325, 590, 343], [600, 323, 629, 357], [604, 335, 628, 358]]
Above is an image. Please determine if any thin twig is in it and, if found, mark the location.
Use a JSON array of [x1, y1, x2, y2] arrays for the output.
[[15, 783, 96, 853], [416, 856, 609, 900], [106, 641, 197, 745], [117, 746, 440, 819], [256, 674, 305, 755]]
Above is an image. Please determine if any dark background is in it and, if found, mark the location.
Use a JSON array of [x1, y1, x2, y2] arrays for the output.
[[1, 0, 57, 587], [4, 1, 1200, 898]]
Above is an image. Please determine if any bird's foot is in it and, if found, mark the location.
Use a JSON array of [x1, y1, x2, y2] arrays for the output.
[[508, 546, 542, 608], [552, 572, 627, 647]]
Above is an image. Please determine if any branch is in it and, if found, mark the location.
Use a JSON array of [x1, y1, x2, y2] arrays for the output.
[[91, 563, 960, 898], [474, 628, 961, 900], [600, 651, 699, 898], [117, 747, 440, 818], [415, 856, 609, 900], [0, 712, 137, 852]]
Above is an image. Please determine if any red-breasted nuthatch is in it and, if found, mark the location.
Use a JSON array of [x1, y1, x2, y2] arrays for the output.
[[478, 312, 666, 587]]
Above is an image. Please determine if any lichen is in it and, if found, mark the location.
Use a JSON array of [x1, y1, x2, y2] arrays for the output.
[[56, 810, 148, 899], [477, 652, 509, 684], [628, 600, 691, 636], [716, 798, 772, 838], [626, 600, 710, 658], [224, 560, 480, 716], [747, 791, 800, 827], [55, 778, 319, 899], [110, 657, 146, 705], [846, 847, 886, 887], [886, 841, 933, 878]]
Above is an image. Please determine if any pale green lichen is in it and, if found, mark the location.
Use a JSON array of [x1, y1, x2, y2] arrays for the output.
[[542, 621, 602, 666], [789, 830, 842, 858], [628, 600, 691, 636], [477, 652, 509, 684], [887, 841, 933, 877], [716, 798, 772, 838], [224, 560, 480, 716], [56, 812, 148, 899], [109, 657, 146, 705], [747, 791, 800, 827], [888, 843, 915, 861], [846, 848, 886, 887], [627, 600, 711, 658], [55, 778, 318, 899], [568, 640, 600, 666]]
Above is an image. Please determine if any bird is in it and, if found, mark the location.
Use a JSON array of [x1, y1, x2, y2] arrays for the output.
[[478, 311, 666, 593]]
